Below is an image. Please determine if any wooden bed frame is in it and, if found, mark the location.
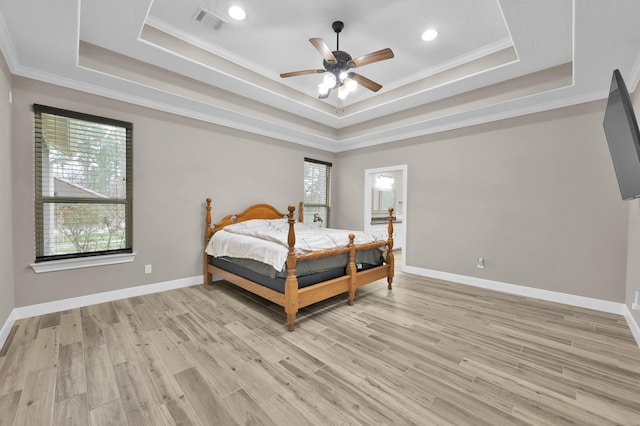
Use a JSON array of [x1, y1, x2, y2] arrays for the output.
[[203, 198, 395, 331]]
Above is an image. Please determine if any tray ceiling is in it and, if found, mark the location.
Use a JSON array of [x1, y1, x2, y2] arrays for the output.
[[1, 0, 640, 152]]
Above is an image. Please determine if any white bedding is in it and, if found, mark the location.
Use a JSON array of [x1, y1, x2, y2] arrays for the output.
[[205, 218, 384, 272]]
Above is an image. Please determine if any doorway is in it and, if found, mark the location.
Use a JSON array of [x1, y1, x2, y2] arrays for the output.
[[364, 165, 407, 267]]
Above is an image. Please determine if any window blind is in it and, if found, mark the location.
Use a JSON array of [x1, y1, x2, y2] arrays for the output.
[[34, 104, 133, 262], [303, 157, 332, 227]]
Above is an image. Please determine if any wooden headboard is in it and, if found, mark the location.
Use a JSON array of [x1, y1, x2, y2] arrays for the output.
[[205, 198, 293, 240]]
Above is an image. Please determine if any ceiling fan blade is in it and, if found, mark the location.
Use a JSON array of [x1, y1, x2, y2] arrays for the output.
[[309, 38, 337, 64], [348, 48, 394, 68], [350, 73, 383, 92], [280, 69, 325, 78]]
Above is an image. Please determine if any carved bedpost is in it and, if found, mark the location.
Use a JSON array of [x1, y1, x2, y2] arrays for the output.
[[205, 198, 213, 241], [284, 205, 299, 331], [347, 234, 357, 305], [204, 198, 213, 285], [386, 207, 395, 289], [298, 201, 304, 222]]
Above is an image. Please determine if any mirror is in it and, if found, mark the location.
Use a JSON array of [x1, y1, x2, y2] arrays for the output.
[[379, 190, 395, 211], [371, 173, 395, 214]]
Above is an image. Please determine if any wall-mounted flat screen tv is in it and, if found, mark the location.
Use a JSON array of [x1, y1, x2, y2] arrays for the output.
[[603, 69, 640, 200]]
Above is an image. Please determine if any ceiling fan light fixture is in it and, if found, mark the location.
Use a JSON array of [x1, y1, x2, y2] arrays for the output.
[[337, 84, 349, 100], [344, 77, 358, 93], [421, 29, 438, 41], [228, 5, 246, 21], [280, 21, 393, 102], [323, 73, 337, 88], [318, 83, 330, 96]]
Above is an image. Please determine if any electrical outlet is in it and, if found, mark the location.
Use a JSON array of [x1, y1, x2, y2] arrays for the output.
[[145, 264, 152, 274], [477, 257, 485, 269], [633, 290, 640, 310]]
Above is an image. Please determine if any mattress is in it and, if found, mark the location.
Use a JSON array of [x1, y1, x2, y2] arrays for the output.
[[206, 218, 386, 272], [206, 217, 387, 293], [209, 251, 384, 293]]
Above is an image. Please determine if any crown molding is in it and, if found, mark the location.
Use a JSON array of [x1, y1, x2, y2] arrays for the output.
[[13, 58, 606, 154], [12, 61, 337, 151], [390, 37, 515, 91], [333, 87, 605, 152], [0, 10, 18, 73]]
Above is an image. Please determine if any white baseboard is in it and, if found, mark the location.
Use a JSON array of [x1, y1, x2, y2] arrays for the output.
[[3, 270, 639, 350], [13, 275, 204, 320], [0, 275, 203, 350], [623, 305, 640, 347], [403, 265, 640, 347], [0, 309, 17, 352]]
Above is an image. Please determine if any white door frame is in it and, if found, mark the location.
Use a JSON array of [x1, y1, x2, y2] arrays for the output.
[[364, 165, 407, 268]]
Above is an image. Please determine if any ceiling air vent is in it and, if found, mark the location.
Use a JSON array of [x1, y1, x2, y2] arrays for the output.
[[193, 7, 227, 30]]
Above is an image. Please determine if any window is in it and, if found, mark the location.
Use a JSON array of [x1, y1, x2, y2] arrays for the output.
[[303, 158, 332, 227], [34, 104, 132, 263]]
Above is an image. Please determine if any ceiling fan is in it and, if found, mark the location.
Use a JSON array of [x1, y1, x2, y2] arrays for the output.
[[280, 21, 394, 99]]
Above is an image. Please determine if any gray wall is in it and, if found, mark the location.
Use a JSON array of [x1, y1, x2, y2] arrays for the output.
[[626, 200, 640, 326], [0, 51, 14, 327], [11, 76, 335, 307], [626, 90, 640, 326], [335, 102, 628, 302], [4, 68, 636, 317]]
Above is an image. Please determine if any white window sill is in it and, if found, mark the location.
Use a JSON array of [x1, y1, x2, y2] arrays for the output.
[[30, 252, 136, 273]]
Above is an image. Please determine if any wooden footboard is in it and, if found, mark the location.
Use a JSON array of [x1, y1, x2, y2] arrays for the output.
[[203, 198, 394, 331]]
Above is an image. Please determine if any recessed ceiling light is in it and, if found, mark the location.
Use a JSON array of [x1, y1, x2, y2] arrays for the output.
[[421, 29, 438, 41], [228, 5, 246, 21]]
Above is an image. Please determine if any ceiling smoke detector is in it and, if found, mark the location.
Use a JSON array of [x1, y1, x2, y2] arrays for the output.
[[194, 7, 227, 30]]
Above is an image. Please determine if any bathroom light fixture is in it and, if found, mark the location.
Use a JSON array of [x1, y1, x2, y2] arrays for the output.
[[375, 175, 394, 190]]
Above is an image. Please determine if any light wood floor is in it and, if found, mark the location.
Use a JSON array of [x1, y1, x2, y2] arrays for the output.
[[1, 261, 640, 425]]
